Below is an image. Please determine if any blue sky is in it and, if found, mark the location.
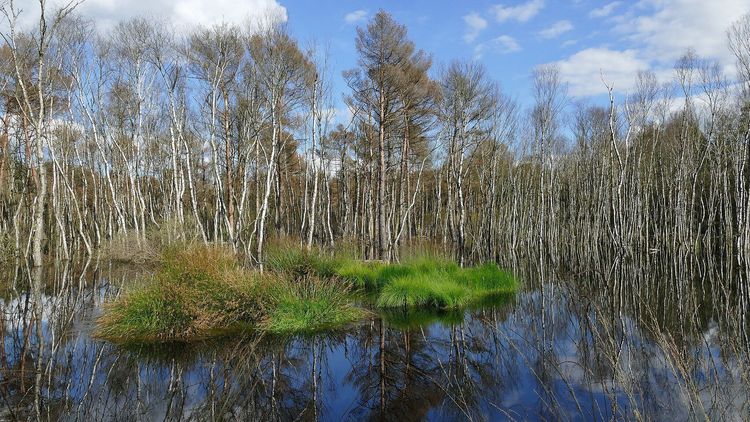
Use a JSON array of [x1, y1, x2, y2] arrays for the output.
[[279, 0, 748, 107], [284, 0, 749, 122], [10, 0, 750, 114]]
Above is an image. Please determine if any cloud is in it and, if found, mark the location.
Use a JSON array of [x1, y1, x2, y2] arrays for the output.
[[552, 0, 750, 98], [553, 48, 650, 96], [463, 12, 488, 43], [6, 0, 287, 31], [589, 2, 621, 19], [475, 34, 521, 58], [490, 0, 544, 23], [615, 0, 750, 63], [493, 35, 522, 53], [538, 20, 573, 39], [344, 9, 368, 25]]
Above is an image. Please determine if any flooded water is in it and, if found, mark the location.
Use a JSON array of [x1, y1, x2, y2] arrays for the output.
[[1, 262, 749, 421]]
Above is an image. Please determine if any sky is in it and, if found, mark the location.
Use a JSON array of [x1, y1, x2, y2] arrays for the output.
[[5, 0, 750, 117]]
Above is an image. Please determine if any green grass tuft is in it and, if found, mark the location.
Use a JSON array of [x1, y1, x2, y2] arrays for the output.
[[367, 258, 518, 310], [98, 244, 366, 342], [376, 273, 472, 308], [97, 284, 194, 341], [456, 263, 518, 293], [98, 242, 517, 343], [333, 260, 383, 288], [260, 278, 366, 333], [264, 244, 339, 279]]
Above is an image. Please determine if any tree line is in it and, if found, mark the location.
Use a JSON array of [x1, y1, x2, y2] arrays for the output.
[[1, 2, 749, 284]]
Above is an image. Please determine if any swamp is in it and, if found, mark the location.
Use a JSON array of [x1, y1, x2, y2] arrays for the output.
[[2, 252, 749, 420], [2, 1, 750, 420]]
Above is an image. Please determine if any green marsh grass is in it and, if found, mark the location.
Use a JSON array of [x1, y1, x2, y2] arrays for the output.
[[98, 244, 366, 342], [332, 254, 518, 309], [98, 242, 517, 343], [264, 244, 338, 279], [375, 273, 472, 308], [97, 245, 261, 342], [259, 277, 366, 334]]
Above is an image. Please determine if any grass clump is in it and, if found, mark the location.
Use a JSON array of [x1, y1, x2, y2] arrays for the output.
[[97, 245, 260, 342], [98, 241, 518, 343], [376, 273, 472, 308], [264, 245, 338, 279], [98, 244, 367, 343], [259, 278, 366, 334], [333, 256, 462, 287], [334, 261, 389, 288], [456, 263, 517, 293], [342, 257, 518, 310], [98, 284, 194, 341]]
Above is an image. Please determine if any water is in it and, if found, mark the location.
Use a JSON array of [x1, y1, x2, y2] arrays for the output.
[[1, 262, 749, 421]]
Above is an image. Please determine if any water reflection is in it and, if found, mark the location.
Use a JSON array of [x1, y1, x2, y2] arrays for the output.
[[1, 262, 748, 421]]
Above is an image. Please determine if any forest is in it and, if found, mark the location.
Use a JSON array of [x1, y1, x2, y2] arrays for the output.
[[0, 2, 747, 277], [1, 0, 750, 419]]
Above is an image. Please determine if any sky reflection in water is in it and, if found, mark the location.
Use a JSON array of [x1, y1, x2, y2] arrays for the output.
[[0, 264, 748, 421]]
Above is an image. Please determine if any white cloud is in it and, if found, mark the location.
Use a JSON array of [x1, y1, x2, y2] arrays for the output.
[[463, 12, 488, 43], [476, 34, 521, 58], [493, 35, 522, 53], [616, 0, 750, 63], [553, 48, 650, 96], [589, 1, 621, 19], [5, 0, 287, 31], [490, 0, 544, 23], [538, 20, 573, 39], [344, 9, 368, 25], [553, 0, 749, 98]]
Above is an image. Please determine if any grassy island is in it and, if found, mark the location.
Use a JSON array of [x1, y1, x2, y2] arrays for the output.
[[97, 244, 517, 343]]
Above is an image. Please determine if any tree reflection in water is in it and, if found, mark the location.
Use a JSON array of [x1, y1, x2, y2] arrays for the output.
[[1, 261, 748, 421]]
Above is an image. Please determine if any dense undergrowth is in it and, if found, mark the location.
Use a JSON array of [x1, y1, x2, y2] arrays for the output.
[[97, 242, 518, 343]]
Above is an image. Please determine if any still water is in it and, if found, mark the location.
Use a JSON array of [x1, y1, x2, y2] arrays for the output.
[[1, 262, 748, 421]]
